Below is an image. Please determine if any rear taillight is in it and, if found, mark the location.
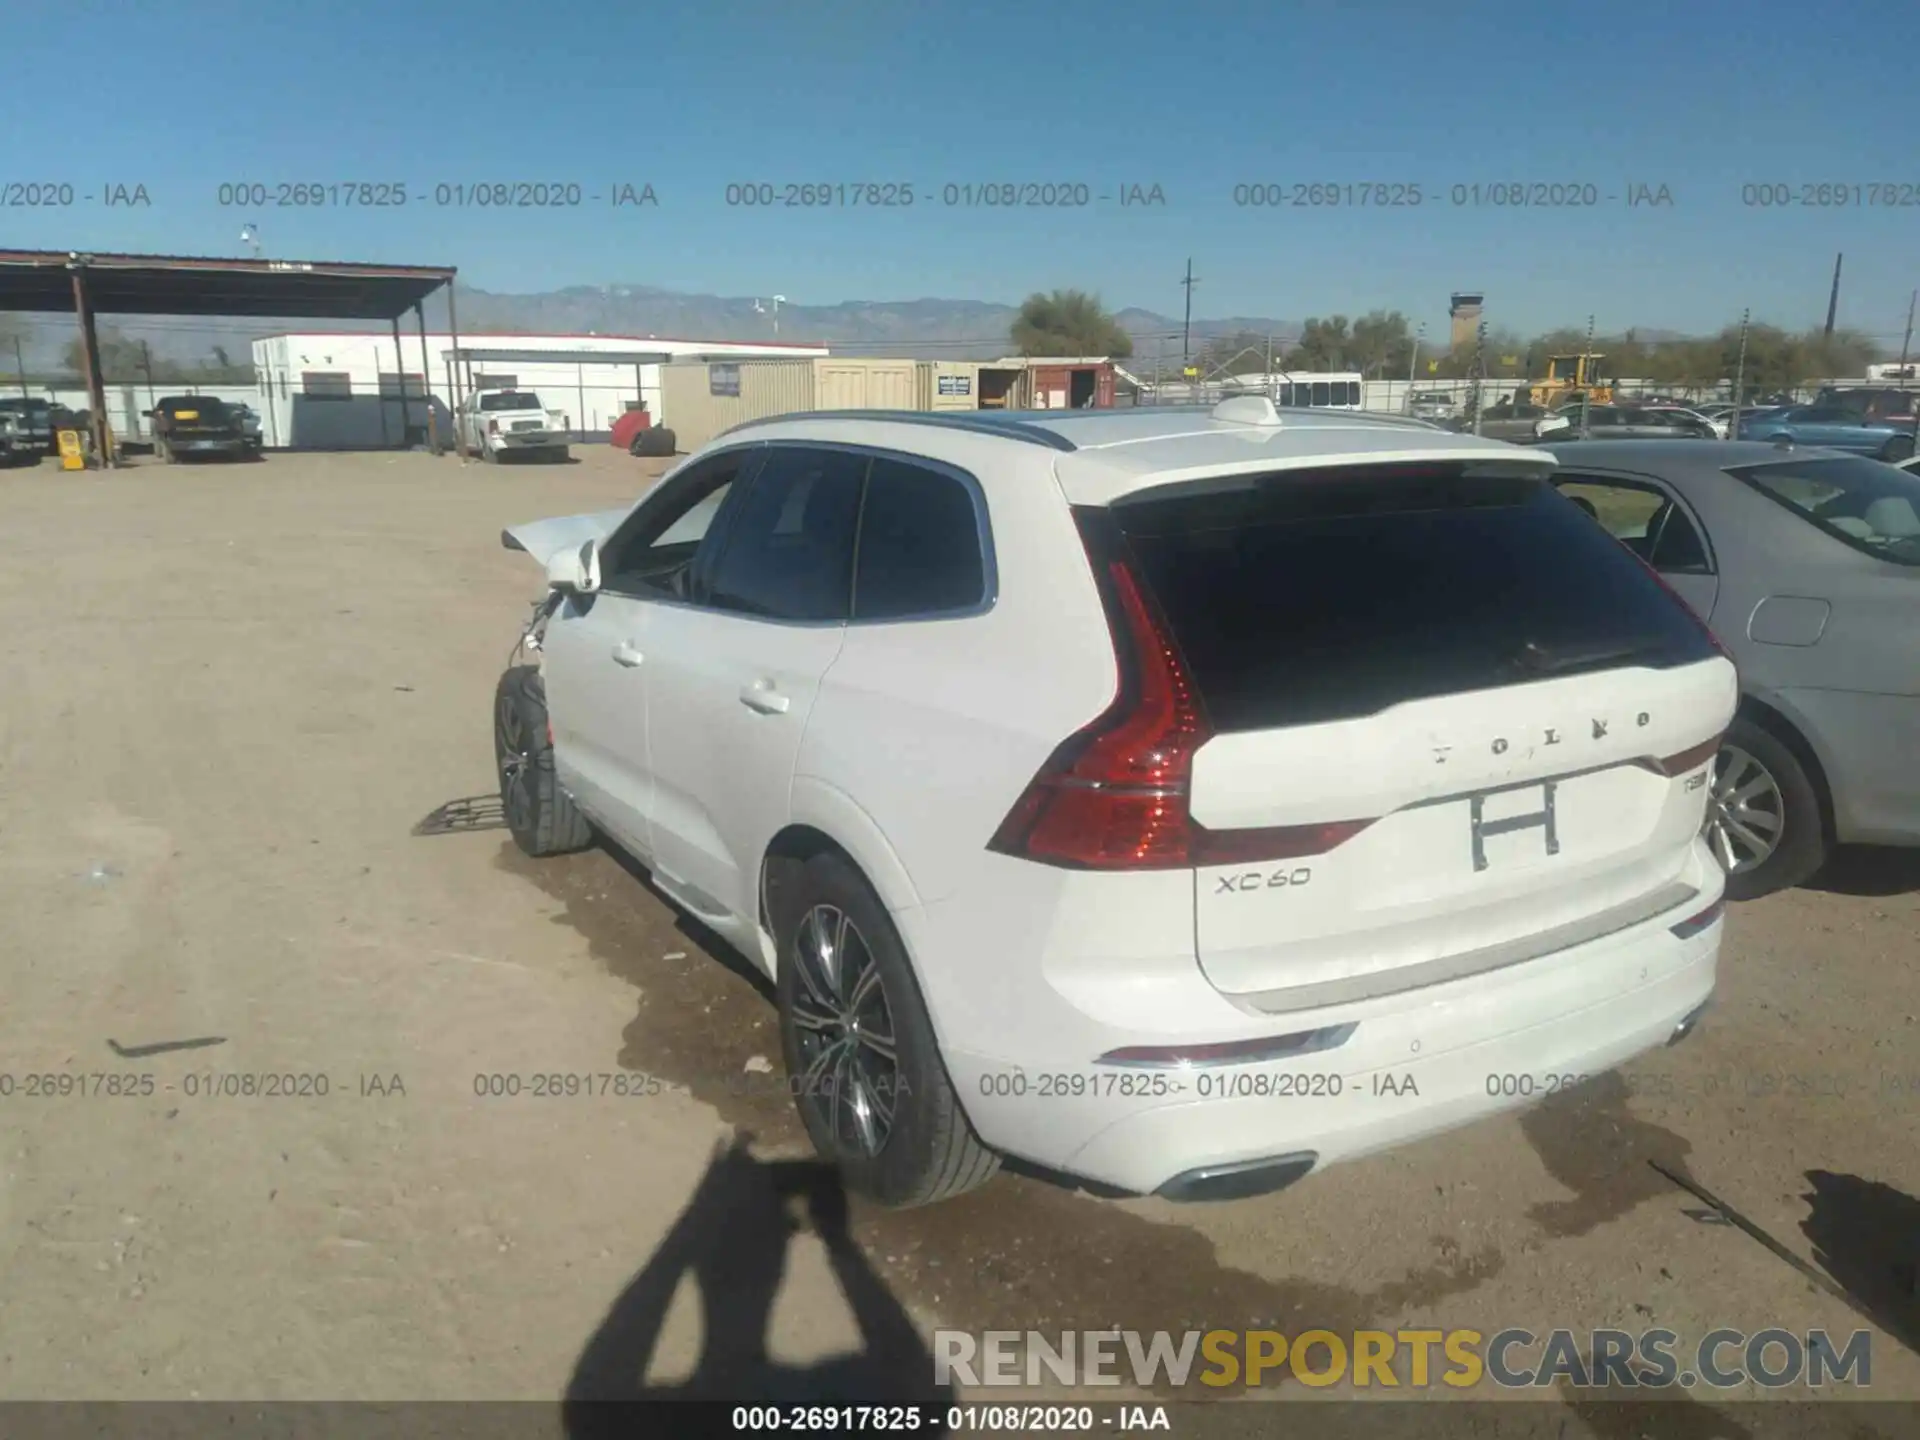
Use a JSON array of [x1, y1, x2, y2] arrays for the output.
[[987, 512, 1372, 871], [1656, 734, 1722, 777], [987, 531, 1207, 870]]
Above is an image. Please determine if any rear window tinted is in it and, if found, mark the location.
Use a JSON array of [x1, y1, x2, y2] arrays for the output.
[[1731, 454, 1920, 566], [479, 391, 542, 411], [1109, 463, 1721, 732]]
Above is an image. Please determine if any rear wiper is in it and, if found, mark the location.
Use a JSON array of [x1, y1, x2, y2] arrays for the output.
[[1511, 637, 1661, 674]]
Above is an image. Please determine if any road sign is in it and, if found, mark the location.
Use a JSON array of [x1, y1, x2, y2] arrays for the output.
[[57, 429, 86, 471]]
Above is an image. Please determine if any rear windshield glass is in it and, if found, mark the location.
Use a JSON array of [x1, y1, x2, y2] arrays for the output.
[[1110, 463, 1721, 732], [480, 391, 542, 411], [1730, 454, 1920, 567], [163, 397, 228, 417]]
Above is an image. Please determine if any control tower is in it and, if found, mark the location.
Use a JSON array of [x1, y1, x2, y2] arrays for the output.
[[1449, 293, 1484, 351]]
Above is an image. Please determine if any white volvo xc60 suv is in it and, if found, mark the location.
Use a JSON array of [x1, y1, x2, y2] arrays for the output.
[[495, 397, 1736, 1207]]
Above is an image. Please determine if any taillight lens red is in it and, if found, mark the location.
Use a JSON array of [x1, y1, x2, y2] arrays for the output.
[[987, 515, 1373, 871], [1656, 734, 1722, 777], [988, 556, 1208, 869]]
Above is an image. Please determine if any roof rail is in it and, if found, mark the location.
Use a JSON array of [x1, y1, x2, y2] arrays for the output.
[[715, 409, 1078, 451]]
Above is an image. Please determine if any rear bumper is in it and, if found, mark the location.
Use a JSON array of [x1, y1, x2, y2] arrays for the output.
[[920, 847, 1724, 1198], [495, 432, 564, 450]]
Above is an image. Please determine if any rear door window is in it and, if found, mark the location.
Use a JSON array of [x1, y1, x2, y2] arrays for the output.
[[852, 457, 988, 620], [1731, 454, 1920, 566], [1108, 463, 1720, 732]]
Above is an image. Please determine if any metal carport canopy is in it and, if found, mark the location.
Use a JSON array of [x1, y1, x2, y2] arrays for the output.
[[0, 248, 458, 463], [444, 347, 746, 364], [0, 248, 454, 318]]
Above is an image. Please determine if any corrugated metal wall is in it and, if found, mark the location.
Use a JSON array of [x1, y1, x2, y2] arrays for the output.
[[660, 360, 816, 450], [814, 359, 922, 410]]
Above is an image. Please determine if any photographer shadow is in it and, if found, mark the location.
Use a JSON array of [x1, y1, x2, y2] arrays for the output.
[[562, 1137, 953, 1438]]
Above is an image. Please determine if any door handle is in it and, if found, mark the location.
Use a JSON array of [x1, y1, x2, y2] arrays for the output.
[[611, 641, 644, 668], [738, 681, 790, 715]]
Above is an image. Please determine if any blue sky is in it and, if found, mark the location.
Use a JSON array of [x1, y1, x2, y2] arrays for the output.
[[5, 0, 1918, 341]]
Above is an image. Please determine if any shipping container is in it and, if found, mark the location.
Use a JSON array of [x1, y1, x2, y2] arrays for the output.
[[659, 359, 816, 450], [814, 358, 921, 410], [1025, 360, 1115, 410], [923, 362, 983, 411]]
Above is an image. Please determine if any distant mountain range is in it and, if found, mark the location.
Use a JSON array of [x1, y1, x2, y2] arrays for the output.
[[5, 280, 1699, 369]]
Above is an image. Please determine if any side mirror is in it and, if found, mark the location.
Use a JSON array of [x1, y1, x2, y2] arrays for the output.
[[545, 538, 601, 596]]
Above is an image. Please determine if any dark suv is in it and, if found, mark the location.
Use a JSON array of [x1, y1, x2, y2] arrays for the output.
[[149, 395, 252, 462], [0, 397, 55, 455]]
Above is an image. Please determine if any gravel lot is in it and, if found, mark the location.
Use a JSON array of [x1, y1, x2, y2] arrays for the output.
[[1, 446, 1914, 1426]]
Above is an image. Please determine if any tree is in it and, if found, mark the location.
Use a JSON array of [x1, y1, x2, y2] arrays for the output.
[[1010, 290, 1133, 358], [1348, 310, 1414, 377]]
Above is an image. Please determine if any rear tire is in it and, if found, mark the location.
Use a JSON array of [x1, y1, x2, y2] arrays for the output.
[[775, 852, 999, 1207], [494, 666, 592, 858], [1707, 716, 1828, 900]]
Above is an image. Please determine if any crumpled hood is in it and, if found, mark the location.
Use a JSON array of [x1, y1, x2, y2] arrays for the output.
[[499, 507, 631, 565]]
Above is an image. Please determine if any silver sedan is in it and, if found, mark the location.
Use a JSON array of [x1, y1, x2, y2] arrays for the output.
[[1540, 437, 1920, 898]]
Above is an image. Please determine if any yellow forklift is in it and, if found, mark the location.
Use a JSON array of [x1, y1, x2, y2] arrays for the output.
[[1522, 354, 1614, 411]]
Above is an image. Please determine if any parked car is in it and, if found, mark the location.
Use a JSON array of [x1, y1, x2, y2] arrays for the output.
[[456, 388, 570, 463], [491, 398, 1733, 1206], [0, 410, 20, 464], [1546, 438, 1920, 898], [148, 395, 252, 462], [1471, 398, 1553, 442], [1408, 390, 1456, 423], [0, 396, 55, 454], [1537, 405, 1720, 441], [1748, 406, 1916, 461], [1813, 386, 1920, 425]]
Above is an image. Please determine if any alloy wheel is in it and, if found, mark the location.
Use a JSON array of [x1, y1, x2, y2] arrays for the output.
[[495, 690, 534, 833], [788, 903, 900, 1158], [1704, 744, 1785, 874]]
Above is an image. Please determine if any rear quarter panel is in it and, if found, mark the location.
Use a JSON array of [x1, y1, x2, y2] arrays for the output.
[[792, 431, 1118, 909]]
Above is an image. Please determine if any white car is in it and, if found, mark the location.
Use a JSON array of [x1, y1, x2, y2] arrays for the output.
[[459, 388, 570, 463], [494, 398, 1735, 1207]]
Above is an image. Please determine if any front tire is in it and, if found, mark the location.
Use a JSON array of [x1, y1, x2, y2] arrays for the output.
[[1706, 716, 1828, 900], [494, 666, 592, 857], [775, 852, 999, 1207]]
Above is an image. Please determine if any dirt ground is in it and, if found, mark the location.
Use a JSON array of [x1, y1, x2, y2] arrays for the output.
[[1, 446, 1915, 1423]]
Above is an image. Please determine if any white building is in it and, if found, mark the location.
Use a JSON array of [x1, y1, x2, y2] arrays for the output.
[[247, 331, 830, 449]]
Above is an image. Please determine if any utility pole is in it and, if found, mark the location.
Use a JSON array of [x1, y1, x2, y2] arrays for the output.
[[1731, 309, 1750, 440], [1824, 253, 1843, 338], [1578, 314, 1595, 438], [1180, 258, 1198, 364], [1470, 320, 1488, 436], [12, 335, 28, 400], [1407, 323, 1424, 410], [1899, 289, 1915, 373], [138, 340, 157, 420]]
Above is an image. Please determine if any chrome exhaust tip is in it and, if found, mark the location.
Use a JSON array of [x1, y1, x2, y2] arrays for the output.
[[1668, 999, 1711, 1047]]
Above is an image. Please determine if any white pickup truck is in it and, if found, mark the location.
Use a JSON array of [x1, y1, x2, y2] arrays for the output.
[[456, 388, 570, 463]]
